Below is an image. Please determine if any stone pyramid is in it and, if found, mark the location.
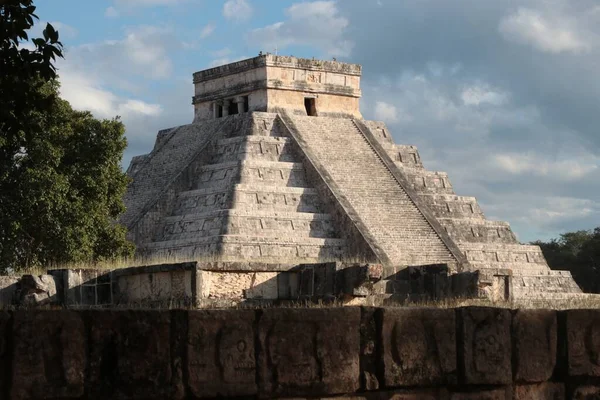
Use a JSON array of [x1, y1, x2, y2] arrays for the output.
[[122, 54, 582, 300]]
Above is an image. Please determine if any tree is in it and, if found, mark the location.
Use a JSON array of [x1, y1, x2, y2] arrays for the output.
[[532, 228, 600, 293], [1, 1, 134, 271]]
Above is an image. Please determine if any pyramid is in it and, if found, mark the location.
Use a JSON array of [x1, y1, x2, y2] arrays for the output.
[[122, 54, 582, 300]]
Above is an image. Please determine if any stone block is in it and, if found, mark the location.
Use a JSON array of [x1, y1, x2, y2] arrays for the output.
[[0, 276, 18, 306], [258, 308, 360, 397], [17, 274, 57, 305], [514, 382, 564, 400], [450, 387, 511, 400], [0, 312, 10, 395], [572, 386, 600, 399], [11, 311, 86, 400], [567, 309, 600, 376], [513, 309, 557, 382], [371, 388, 448, 400], [86, 310, 182, 399], [360, 307, 379, 391], [460, 307, 511, 385], [187, 310, 257, 398], [381, 308, 456, 387]]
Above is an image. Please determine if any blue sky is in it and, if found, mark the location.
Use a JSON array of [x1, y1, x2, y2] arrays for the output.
[[29, 0, 600, 243]]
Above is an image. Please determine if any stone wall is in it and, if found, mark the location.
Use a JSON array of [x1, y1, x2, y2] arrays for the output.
[[1, 307, 600, 399]]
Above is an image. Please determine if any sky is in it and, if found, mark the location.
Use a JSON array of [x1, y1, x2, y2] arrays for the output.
[[29, 0, 600, 243]]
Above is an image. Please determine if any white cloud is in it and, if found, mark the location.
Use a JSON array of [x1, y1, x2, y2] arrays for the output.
[[374, 101, 401, 123], [248, 1, 352, 57], [200, 23, 215, 39], [461, 85, 508, 106], [499, 8, 590, 54], [50, 22, 78, 40], [223, 0, 253, 22], [70, 25, 176, 80], [58, 66, 162, 119], [105, 6, 119, 17], [493, 153, 598, 180], [112, 0, 184, 7]]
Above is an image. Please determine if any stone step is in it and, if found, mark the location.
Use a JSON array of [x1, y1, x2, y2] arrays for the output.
[[195, 160, 309, 189], [142, 235, 348, 261], [211, 136, 297, 163], [155, 210, 339, 241]]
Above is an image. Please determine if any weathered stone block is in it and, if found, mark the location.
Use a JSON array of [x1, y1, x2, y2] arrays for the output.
[[373, 388, 448, 400], [514, 382, 564, 400], [513, 309, 557, 382], [0, 276, 18, 306], [450, 387, 511, 400], [567, 309, 600, 377], [0, 312, 10, 396], [381, 308, 456, 387], [187, 310, 257, 398], [460, 307, 511, 385], [258, 308, 360, 397], [360, 307, 379, 391], [11, 311, 86, 400], [86, 310, 182, 399], [572, 386, 600, 399]]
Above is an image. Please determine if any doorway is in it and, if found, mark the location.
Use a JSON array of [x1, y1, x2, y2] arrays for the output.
[[304, 97, 317, 116]]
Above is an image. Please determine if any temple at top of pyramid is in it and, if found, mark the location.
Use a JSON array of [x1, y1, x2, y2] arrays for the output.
[[122, 54, 583, 300]]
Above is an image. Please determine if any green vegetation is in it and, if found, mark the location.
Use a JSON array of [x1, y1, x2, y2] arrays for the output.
[[0, 0, 134, 272], [532, 227, 600, 293]]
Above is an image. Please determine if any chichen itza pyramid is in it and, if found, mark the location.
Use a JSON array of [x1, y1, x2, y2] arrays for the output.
[[121, 54, 583, 301]]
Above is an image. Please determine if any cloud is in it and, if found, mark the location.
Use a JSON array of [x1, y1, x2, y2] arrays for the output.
[[105, 6, 119, 18], [112, 0, 185, 7], [374, 101, 399, 123], [223, 0, 253, 22], [248, 1, 352, 57], [58, 66, 162, 119], [493, 153, 598, 180], [461, 85, 508, 106], [66, 25, 177, 81], [499, 8, 590, 54], [200, 23, 215, 39], [50, 22, 78, 40]]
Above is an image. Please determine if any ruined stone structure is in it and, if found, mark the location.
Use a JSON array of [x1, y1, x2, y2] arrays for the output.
[[3, 307, 600, 399], [122, 54, 583, 301]]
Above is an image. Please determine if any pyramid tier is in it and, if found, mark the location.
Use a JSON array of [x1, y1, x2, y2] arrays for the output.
[[141, 235, 347, 262], [195, 160, 310, 190], [154, 210, 338, 242], [438, 218, 518, 244]]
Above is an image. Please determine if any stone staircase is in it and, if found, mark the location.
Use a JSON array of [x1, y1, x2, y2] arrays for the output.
[[139, 113, 347, 262], [364, 120, 583, 298], [283, 114, 456, 267]]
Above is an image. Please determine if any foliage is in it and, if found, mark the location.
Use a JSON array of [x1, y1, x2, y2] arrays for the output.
[[532, 227, 600, 293], [0, 1, 134, 271]]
